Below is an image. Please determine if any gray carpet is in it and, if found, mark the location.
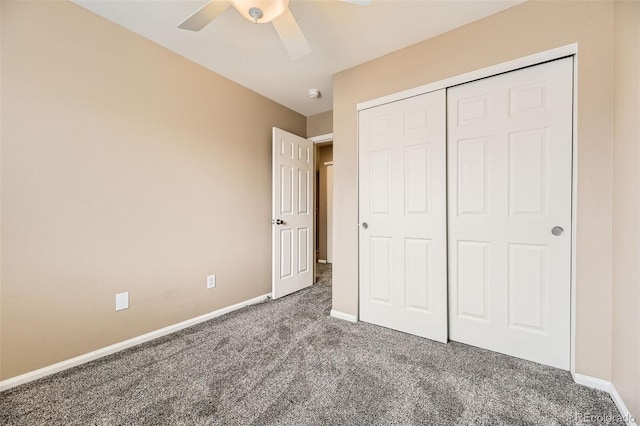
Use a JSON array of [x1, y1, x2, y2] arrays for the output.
[[1, 264, 624, 425]]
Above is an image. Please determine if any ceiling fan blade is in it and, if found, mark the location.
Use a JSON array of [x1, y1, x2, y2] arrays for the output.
[[341, 0, 372, 5], [178, 1, 230, 31], [272, 9, 312, 61]]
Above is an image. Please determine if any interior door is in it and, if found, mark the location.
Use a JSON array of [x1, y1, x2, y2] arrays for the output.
[[272, 127, 314, 299], [359, 90, 448, 342], [447, 58, 573, 369]]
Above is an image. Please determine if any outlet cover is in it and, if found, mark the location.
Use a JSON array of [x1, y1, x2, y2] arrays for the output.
[[115, 292, 129, 311], [207, 275, 216, 289]]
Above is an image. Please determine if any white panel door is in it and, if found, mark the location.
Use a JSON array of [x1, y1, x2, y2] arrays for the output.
[[272, 127, 314, 299], [448, 58, 573, 369], [359, 90, 447, 342]]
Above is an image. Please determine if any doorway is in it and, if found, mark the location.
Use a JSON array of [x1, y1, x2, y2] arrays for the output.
[[316, 143, 333, 265]]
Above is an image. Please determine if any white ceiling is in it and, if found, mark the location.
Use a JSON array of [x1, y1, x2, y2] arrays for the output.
[[73, 0, 524, 117]]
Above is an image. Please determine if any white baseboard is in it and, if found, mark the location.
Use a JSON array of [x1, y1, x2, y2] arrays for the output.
[[574, 373, 612, 392], [574, 373, 637, 426], [0, 293, 271, 392], [330, 309, 358, 323]]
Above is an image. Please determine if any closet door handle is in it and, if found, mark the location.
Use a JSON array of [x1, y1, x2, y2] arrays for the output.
[[361, 222, 368, 230], [551, 226, 564, 236]]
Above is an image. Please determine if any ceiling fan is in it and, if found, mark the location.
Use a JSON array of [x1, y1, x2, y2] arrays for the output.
[[178, 0, 372, 60]]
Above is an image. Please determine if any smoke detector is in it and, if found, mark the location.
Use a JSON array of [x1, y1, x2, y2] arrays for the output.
[[308, 89, 321, 99]]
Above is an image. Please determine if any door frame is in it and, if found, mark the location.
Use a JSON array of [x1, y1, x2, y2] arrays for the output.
[[309, 133, 334, 282], [356, 43, 579, 375], [325, 162, 334, 264], [309, 133, 334, 144]]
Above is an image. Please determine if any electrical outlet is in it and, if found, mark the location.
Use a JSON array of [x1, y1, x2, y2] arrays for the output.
[[115, 292, 129, 311], [207, 274, 216, 289]]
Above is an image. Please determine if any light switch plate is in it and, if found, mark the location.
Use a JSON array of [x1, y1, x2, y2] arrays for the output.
[[207, 275, 216, 289], [115, 292, 129, 311]]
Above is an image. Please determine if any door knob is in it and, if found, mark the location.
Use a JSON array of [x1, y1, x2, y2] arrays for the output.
[[271, 219, 285, 225], [551, 226, 564, 236], [361, 222, 368, 229]]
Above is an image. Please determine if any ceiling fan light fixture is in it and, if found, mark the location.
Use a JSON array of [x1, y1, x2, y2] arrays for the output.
[[230, 0, 289, 24]]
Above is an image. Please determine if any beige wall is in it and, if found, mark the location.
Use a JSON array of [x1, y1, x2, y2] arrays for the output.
[[333, 0, 615, 381], [317, 145, 333, 261], [612, 0, 640, 418], [307, 110, 333, 138], [0, 1, 305, 380]]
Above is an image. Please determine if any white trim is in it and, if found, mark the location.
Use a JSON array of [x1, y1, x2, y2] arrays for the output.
[[0, 293, 271, 392], [357, 43, 578, 111], [330, 309, 358, 323], [323, 161, 334, 166], [609, 386, 638, 426], [318, 259, 327, 263], [574, 373, 617, 392], [309, 133, 333, 143], [570, 53, 579, 376], [574, 374, 638, 426]]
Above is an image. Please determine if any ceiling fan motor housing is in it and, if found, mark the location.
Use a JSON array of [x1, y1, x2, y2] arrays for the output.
[[248, 7, 263, 23], [231, 0, 290, 24]]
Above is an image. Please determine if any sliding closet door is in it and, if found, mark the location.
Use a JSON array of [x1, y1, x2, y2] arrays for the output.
[[359, 90, 447, 342], [447, 58, 573, 369]]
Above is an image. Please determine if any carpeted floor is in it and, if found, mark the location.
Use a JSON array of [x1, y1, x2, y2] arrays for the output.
[[1, 264, 624, 425]]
